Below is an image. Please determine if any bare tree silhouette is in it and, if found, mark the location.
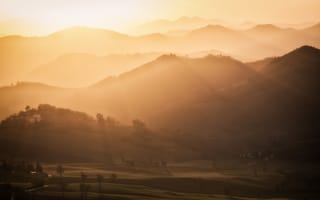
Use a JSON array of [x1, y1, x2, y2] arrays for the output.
[[80, 172, 90, 200], [35, 162, 43, 173], [56, 165, 65, 199], [109, 173, 117, 183], [97, 174, 104, 198]]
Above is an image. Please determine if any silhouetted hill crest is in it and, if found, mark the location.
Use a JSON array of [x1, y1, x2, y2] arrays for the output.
[[192, 24, 232, 33], [177, 16, 204, 22], [204, 54, 235, 61], [93, 53, 252, 89], [155, 54, 180, 61], [271, 45, 320, 66], [1, 82, 57, 89], [303, 22, 320, 32], [138, 33, 168, 40], [253, 46, 320, 72], [49, 26, 129, 38], [260, 46, 320, 94], [251, 24, 281, 30]]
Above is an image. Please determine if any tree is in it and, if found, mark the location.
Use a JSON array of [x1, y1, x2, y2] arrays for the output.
[[31, 173, 45, 187], [80, 172, 89, 200], [56, 165, 64, 177], [35, 162, 43, 173], [26, 163, 35, 172], [96, 174, 104, 198], [109, 173, 117, 183], [25, 105, 31, 112], [105, 116, 116, 127], [96, 113, 115, 165], [0, 160, 14, 174], [81, 172, 88, 183], [96, 113, 105, 126], [132, 119, 146, 129], [132, 119, 147, 134], [56, 165, 65, 199]]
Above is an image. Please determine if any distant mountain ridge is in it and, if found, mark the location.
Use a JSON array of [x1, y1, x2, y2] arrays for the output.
[[131, 16, 226, 35], [1, 22, 320, 86]]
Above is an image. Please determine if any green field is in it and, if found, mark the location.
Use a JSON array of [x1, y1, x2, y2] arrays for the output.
[[7, 160, 320, 200]]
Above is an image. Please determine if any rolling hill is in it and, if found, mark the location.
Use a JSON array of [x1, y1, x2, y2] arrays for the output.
[[257, 45, 320, 103], [0, 46, 319, 161], [0, 104, 172, 161]]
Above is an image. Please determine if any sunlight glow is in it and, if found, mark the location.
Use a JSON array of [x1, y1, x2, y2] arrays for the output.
[[0, 0, 320, 36], [0, 0, 159, 35]]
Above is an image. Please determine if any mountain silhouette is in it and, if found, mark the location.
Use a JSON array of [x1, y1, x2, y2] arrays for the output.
[[49, 26, 129, 39], [1, 46, 319, 124], [0, 46, 320, 161], [259, 45, 320, 102], [1, 24, 320, 86], [303, 22, 320, 36], [247, 24, 285, 32]]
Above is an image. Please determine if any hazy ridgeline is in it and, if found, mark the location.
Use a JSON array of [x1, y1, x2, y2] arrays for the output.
[[0, 22, 320, 87], [0, 46, 319, 163]]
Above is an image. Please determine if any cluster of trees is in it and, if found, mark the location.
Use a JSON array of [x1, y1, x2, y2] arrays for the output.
[[0, 160, 43, 175], [0, 160, 47, 187], [0, 104, 173, 162], [0, 104, 147, 132], [239, 151, 275, 160], [55, 165, 118, 200]]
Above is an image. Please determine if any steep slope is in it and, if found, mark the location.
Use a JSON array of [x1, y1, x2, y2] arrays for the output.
[[0, 54, 255, 121], [88, 46, 320, 160], [96, 54, 255, 89], [147, 47, 320, 160], [206, 46, 320, 129], [260, 45, 320, 102], [245, 24, 319, 55], [83, 54, 257, 124]]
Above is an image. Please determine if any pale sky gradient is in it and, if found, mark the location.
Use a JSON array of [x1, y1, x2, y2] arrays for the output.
[[0, 0, 320, 36]]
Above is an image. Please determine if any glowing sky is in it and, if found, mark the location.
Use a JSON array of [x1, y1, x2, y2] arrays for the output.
[[1, 0, 320, 36]]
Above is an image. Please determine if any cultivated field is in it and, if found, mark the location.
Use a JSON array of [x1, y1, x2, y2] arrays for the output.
[[8, 160, 320, 200]]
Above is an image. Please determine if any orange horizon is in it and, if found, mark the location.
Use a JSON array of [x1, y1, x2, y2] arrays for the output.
[[1, 0, 320, 36]]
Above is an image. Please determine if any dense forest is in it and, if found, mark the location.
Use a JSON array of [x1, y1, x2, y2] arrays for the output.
[[0, 104, 173, 162], [0, 101, 319, 163]]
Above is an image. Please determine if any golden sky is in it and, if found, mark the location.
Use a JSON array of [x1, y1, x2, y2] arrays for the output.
[[1, 0, 320, 36]]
